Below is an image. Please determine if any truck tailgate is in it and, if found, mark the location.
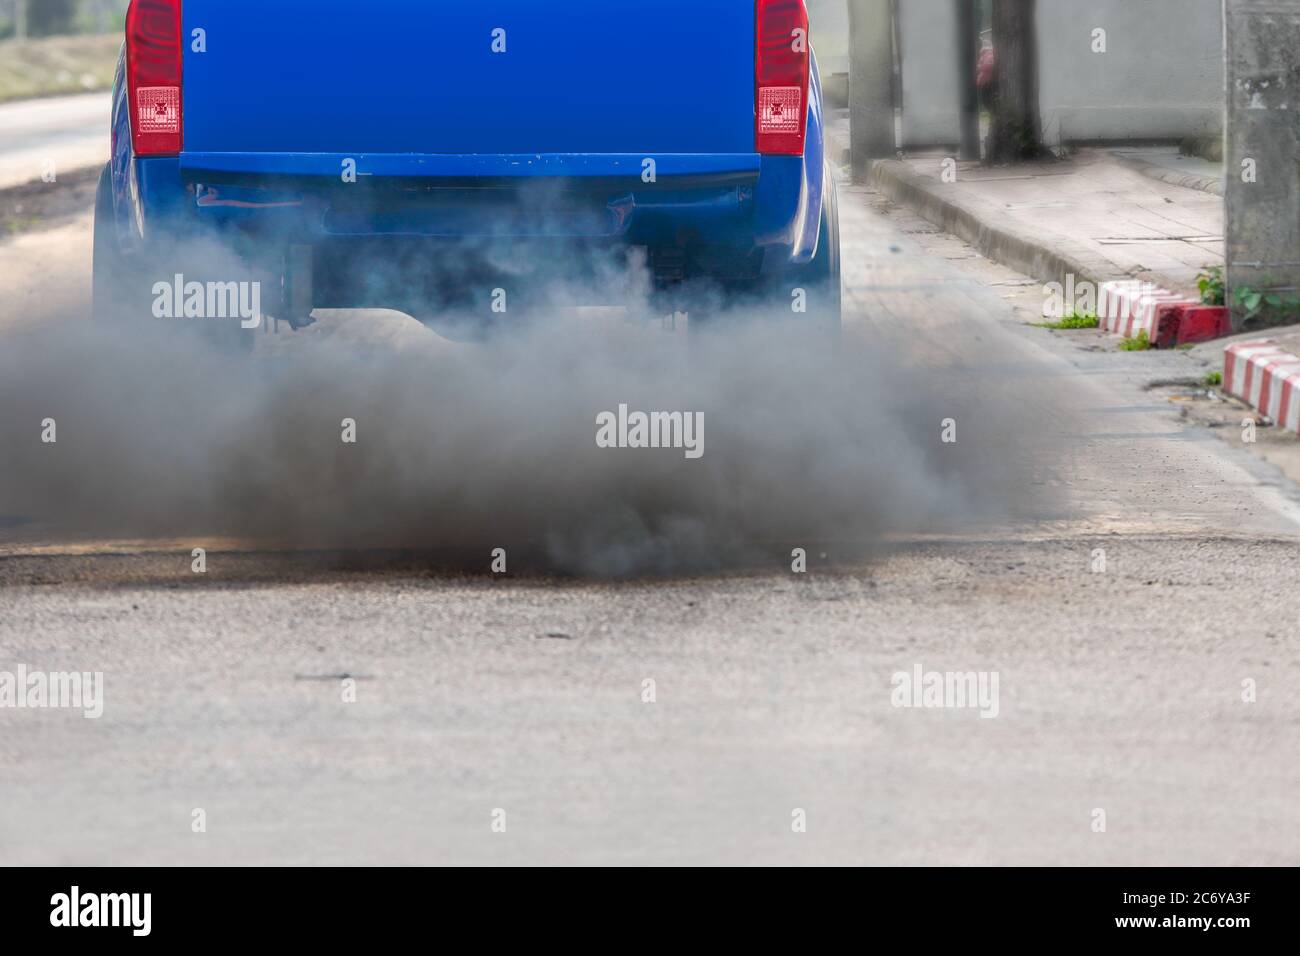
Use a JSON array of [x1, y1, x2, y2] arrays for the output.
[[181, 0, 757, 163]]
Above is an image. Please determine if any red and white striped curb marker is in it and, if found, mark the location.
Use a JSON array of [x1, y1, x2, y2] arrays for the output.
[[1098, 280, 1180, 339], [1096, 280, 1231, 346], [1224, 340, 1300, 434], [1097, 281, 1145, 335]]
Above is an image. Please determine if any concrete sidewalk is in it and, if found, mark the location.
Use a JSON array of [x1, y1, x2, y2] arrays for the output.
[[869, 149, 1224, 300]]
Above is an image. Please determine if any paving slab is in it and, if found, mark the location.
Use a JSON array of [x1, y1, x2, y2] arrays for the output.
[[870, 148, 1224, 299]]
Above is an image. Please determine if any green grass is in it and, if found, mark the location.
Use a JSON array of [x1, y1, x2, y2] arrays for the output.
[[1036, 311, 1100, 330], [1204, 371, 1223, 386], [1119, 331, 1152, 351], [0, 33, 121, 104], [4, 217, 43, 235]]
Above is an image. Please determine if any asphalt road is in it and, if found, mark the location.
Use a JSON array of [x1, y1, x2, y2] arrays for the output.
[[1, 178, 1298, 865], [0, 92, 110, 190]]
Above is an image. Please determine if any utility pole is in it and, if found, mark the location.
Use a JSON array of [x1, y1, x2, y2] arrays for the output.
[[957, 0, 980, 160], [848, 0, 897, 181], [1224, 0, 1300, 332]]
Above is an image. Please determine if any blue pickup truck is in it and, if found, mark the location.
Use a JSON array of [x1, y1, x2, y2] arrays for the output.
[[94, 0, 840, 339]]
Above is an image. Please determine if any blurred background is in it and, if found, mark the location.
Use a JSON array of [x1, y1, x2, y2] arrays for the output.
[[0, 0, 129, 102]]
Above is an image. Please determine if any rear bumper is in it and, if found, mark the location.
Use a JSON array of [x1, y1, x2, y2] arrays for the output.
[[124, 151, 812, 268]]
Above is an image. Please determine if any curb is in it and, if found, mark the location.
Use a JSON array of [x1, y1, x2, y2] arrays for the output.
[[869, 158, 1229, 348], [869, 158, 1113, 297], [1109, 153, 1225, 197], [826, 114, 851, 170], [1224, 340, 1300, 434]]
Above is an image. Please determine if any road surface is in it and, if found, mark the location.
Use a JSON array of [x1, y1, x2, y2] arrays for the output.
[[0, 177, 1297, 866], [0, 92, 110, 190]]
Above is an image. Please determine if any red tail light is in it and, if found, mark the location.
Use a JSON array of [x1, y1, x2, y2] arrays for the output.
[[756, 0, 810, 155], [126, 0, 184, 156]]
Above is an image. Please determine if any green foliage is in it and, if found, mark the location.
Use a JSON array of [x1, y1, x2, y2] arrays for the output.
[[1234, 284, 1300, 324], [1204, 371, 1223, 387], [1197, 267, 1225, 307], [1203, 266, 1300, 324], [1119, 331, 1151, 351]]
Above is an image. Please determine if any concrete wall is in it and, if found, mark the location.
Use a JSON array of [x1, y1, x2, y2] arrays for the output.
[[808, 0, 851, 78], [1036, 0, 1224, 145], [899, 0, 962, 147], [885, 0, 1224, 148]]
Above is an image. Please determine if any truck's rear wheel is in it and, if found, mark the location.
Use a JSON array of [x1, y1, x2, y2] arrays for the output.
[[786, 173, 842, 337], [93, 164, 255, 354], [692, 175, 841, 343], [92, 164, 131, 322]]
